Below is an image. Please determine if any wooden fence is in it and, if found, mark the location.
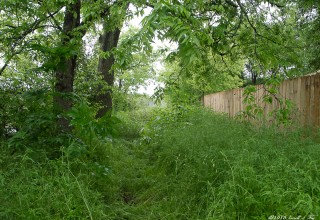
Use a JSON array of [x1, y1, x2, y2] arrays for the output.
[[203, 72, 320, 127]]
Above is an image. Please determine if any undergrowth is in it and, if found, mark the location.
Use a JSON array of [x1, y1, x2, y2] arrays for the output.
[[1, 106, 319, 219], [138, 107, 320, 219]]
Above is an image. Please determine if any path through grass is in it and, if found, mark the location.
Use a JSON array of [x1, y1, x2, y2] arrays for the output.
[[1, 107, 319, 219]]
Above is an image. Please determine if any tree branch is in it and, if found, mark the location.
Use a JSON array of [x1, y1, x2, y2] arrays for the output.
[[0, 8, 62, 75], [225, 0, 238, 8], [48, 11, 64, 32], [78, 5, 112, 36], [145, 2, 155, 9], [235, 0, 295, 50], [267, 1, 285, 8], [235, 0, 258, 33]]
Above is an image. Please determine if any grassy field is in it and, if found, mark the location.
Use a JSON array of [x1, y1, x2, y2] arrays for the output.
[[1, 107, 319, 219]]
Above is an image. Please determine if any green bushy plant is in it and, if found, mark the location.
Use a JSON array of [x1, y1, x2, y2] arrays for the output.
[[239, 79, 296, 126], [68, 100, 121, 141], [5, 89, 65, 157]]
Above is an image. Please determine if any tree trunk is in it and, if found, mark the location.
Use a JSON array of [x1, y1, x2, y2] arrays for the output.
[[53, 1, 81, 131], [252, 72, 257, 84], [95, 26, 121, 118]]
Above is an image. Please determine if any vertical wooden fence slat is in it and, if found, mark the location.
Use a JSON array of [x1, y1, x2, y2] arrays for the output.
[[301, 76, 307, 126], [310, 76, 315, 126], [306, 76, 311, 125], [312, 74, 319, 127], [296, 77, 302, 113], [316, 75, 320, 126]]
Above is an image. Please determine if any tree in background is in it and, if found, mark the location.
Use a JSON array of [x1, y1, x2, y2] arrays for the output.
[[296, 0, 320, 71], [157, 53, 244, 105]]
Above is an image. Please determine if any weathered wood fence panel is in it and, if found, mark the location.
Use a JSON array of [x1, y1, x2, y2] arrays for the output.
[[203, 72, 320, 127]]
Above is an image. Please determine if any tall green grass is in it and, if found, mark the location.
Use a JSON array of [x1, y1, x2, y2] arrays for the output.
[[136, 107, 320, 219], [0, 148, 108, 219], [1, 107, 319, 219]]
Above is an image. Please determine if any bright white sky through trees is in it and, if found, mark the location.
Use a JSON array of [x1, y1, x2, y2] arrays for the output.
[[123, 6, 177, 96]]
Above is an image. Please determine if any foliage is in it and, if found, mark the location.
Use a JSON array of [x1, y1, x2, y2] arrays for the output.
[[68, 100, 120, 140], [238, 77, 296, 126], [3, 89, 60, 154], [138, 107, 320, 219], [0, 148, 106, 219], [157, 52, 245, 105], [1, 106, 320, 219], [240, 85, 264, 120], [1, 0, 319, 126], [295, 0, 320, 71], [1, 0, 320, 219], [113, 92, 155, 112]]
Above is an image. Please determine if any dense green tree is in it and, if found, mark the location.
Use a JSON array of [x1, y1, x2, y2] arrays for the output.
[[158, 53, 244, 105], [295, 0, 320, 71]]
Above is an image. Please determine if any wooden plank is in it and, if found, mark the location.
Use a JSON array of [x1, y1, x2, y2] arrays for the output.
[[311, 75, 315, 126], [290, 78, 294, 101], [305, 76, 311, 126], [314, 75, 320, 127], [300, 76, 307, 126], [296, 77, 302, 111], [239, 88, 243, 115]]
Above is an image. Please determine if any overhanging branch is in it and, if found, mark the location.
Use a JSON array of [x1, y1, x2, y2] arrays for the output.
[[0, 8, 63, 75]]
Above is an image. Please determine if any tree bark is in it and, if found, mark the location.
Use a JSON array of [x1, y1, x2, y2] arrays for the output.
[[53, 0, 81, 130], [95, 26, 121, 118], [251, 72, 257, 84]]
